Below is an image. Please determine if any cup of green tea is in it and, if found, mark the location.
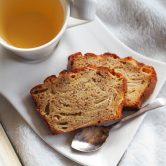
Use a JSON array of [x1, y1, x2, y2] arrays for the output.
[[0, 0, 96, 60]]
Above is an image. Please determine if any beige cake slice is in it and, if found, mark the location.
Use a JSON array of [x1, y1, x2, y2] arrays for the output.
[[68, 52, 157, 109], [30, 67, 126, 134]]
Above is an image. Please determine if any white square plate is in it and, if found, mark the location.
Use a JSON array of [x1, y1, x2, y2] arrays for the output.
[[0, 18, 166, 166]]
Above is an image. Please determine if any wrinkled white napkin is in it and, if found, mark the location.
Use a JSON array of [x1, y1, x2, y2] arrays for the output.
[[1, 0, 166, 165]]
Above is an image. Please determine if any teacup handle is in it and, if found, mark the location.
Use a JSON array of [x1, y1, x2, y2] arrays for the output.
[[70, 0, 97, 20], [67, 0, 97, 28]]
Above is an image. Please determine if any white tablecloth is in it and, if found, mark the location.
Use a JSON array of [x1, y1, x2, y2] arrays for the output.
[[1, 0, 166, 165]]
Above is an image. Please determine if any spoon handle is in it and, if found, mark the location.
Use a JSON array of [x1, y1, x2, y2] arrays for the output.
[[120, 98, 166, 123]]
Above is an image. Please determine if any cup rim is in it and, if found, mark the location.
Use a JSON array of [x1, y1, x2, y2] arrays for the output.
[[0, 0, 70, 52]]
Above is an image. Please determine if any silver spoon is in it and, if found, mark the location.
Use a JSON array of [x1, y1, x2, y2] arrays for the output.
[[71, 98, 166, 152]]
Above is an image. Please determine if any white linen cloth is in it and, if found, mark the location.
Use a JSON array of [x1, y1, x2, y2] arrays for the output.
[[0, 0, 166, 165]]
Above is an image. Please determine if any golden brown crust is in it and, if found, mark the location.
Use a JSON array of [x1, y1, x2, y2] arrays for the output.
[[122, 57, 157, 109], [114, 76, 127, 117], [139, 66, 157, 106], [68, 52, 83, 70], [68, 52, 157, 110], [30, 66, 126, 134]]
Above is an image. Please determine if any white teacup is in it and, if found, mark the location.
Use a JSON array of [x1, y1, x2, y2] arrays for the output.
[[0, 0, 96, 60]]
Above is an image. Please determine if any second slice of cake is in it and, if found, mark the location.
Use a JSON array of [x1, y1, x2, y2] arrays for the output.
[[69, 52, 157, 109]]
